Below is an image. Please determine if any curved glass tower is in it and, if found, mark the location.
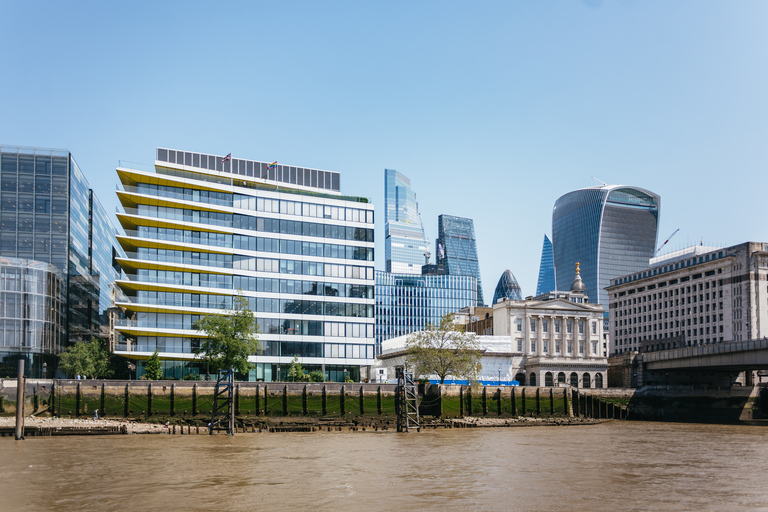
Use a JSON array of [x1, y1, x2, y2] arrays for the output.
[[384, 170, 429, 274], [492, 269, 523, 304], [535, 234, 556, 296], [436, 214, 484, 306], [552, 185, 660, 308]]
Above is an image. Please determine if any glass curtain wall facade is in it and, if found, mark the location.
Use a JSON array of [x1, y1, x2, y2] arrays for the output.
[[552, 185, 660, 309], [435, 214, 484, 306], [0, 145, 123, 375], [113, 148, 375, 381], [492, 269, 523, 304], [384, 169, 429, 274], [375, 270, 477, 352], [536, 234, 556, 296]]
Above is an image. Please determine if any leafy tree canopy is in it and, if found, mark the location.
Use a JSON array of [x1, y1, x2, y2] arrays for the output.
[[143, 349, 164, 380], [405, 315, 483, 384], [58, 338, 114, 379], [288, 355, 311, 382], [193, 293, 260, 375]]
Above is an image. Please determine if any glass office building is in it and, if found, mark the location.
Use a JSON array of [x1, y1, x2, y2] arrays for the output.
[[436, 214, 484, 306], [536, 234, 556, 296], [384, 169, 430, 274], [0, 145, 123, 376], [552, 185, 660, 309], [113, 148, 375, 381], [491, 269, 523, 304], [375, 270, 477, 352]]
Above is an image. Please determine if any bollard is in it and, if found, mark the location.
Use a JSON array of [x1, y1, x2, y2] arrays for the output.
[[340, 385, 346, 415], [76, 382, 82, 417], [467, 386, 473, 415], [482, 387, 488, 415], [303, 385, 308, 415], [536, 388, 541, 416], [100, 383, 106, 417], [282, 386, 288, 416], [496, 388, 502, 416], [564, 388, 570, 417], [49, 382, 55, 416], [572, 390, 579, 418], [322, 385, 327, 415], [33, 386, 38, 413], [235, 384, 241, 417], [255, 385, 261, 415], [192, 383, 198, 416], [359, 386, 365, 416], [377, 386, 382, 415], [264, 385, 269, 415], [15, 359, 25, 440], [511, 387, 517, 417], [459, 386, 465, 417]]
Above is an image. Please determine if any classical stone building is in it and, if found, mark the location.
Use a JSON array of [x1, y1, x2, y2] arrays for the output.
[[606, 242, 768, 356]]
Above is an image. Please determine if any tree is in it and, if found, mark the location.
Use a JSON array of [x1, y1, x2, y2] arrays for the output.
[[58, 338, 114, 379], [405, 315, 483, 384], [144, 349, 163, 380], [288, 355, 310, 382], [193, 293, 260, 375]]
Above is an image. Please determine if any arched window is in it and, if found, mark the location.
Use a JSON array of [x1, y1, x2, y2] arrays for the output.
[[595, 373, 603, 389], [558, 372, 566, 384], [570, 372, 578, 387], [514, 373, 525, 385], [583, 373, 591, 388], [529, 373, 537, 386], [545, 372, 553, 387]]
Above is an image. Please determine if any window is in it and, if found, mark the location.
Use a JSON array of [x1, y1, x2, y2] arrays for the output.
[[579, 341, 585, 354], [530, 340, 536, 352], [530, 318, 536, 332], [543, 319, 548, 333], [579, 320, 584, 334], [516, 339, 523, 351], [592, 321, 597, 334], [515, 318, 522, 332], [567, 320, 572, 334], [555, 320, 560, 333]]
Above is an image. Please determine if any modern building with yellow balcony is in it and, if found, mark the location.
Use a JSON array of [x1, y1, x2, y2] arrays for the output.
[[113, 148, 375, 381]]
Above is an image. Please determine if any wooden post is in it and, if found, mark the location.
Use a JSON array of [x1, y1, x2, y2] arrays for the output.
[[282, 385, 288, 415], [302, 385, 308, 415], [340, 385, 346, 415], [377, 386, 382, 415], [467, 386, 473, 415], [511, 387, 517, 416], [536, 388, 541, 416], [564, 388, 570, 416], [33, 386, 38, 413], [572, 390, 579, 417], [322, 385, 327, 415], [76, 382, 82, 417], [235, 384, 241, 416], [124, 383, 130, 417], [550, 388, 555, 415], [170, 383, 176, 416], [496, 388, 502, 416], [359, 386, 364, 415], [48, 382, 54, 416], [147, 383, 153, 417], [482, 386, 488, 415], [459, 386, 465, 417], [255, 385, 261, 415], [100, 383, 106, 417], [264, 385, 269, 415], [15, 359, 25, 440], [521, 388, 527, 416], [192, 383, 198, 416]]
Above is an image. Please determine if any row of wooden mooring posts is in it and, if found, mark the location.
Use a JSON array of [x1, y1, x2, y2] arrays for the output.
[[456, 386, 627, 420], [49, 383, 386, 418]]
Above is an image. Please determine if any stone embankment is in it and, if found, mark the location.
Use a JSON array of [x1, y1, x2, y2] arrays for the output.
[[0, 416, 165, 436]]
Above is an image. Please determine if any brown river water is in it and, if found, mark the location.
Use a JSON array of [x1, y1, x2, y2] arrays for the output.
[[1, 421, 767, 512]]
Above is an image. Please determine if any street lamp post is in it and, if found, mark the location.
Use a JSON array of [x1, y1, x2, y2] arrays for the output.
[[42, 362, 47, 379], [498, 368, 501, 387], [276, 366, 281, 382]]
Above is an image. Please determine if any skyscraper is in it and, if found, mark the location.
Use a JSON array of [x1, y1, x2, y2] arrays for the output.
[[0, 145, 123, 376], [436, 214, 484, 306], [384, 169, 430, 274], [113, 148, 375, 381], [492, 269, 523, 304], [535, 234, 556, 296], [552, 185, 660, 309]]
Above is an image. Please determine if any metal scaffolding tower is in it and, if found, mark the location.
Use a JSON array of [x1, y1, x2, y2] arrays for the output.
[[209, 368, 235, 435], [396, 371, 420, 432]]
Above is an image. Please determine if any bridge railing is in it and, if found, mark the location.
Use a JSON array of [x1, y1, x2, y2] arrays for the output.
[[642, 337, 768, 363]]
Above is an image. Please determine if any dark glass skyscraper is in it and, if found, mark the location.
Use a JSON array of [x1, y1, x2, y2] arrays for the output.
[[536, 234, 556, 296], [492, 270, 523, 304], [384, 169, 429, 274], [436, 214, 484, 306], [0, 145, 123, 376], [552, 185, 660, 308]]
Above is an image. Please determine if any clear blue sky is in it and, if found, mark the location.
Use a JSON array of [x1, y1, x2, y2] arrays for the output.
[[2, 1, 766, 299]]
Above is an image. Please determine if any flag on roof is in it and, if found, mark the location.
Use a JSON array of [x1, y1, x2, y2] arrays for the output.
[[220, 153, 231, 164], [267, 161, 277, 169]]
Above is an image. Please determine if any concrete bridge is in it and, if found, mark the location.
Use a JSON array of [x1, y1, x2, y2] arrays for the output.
[[643, 338, 768, 372]]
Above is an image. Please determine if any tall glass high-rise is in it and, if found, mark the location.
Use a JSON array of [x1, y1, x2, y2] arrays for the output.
[[384, 169, 429, 274], [436, 214, 484, 306]]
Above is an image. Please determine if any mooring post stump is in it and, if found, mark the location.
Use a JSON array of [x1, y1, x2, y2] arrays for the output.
[[100, 383, 106, 417], [511, 387, 517, 416], [550, 388, 555, 415], [572, 390, 579, 418], [496, 388, 502, 416], [147, 383, 153, 417], [76, 382, 82, 417], [124, 383, 130, 417], [359, 386, 364, 416], [482, 386, 488, 415], [535, 388, 541, 416], [170, 383, 176, 416], [467, 386, 473, 415], [521, 388, 527, 416], [322, 385, 327, 415], [282, 385, 288, 416], [564, 388, 571, 417], [303, 385, 308, 415], [340, 385, 346, 415], [459, 386, 465, 417], [192, 383, 198, 416], [377, 386, 382, 415], [264, 385, 269, 415], [255, 385, 261, 415], [235, 384, 241, 416], [15, 359, 25, 440]]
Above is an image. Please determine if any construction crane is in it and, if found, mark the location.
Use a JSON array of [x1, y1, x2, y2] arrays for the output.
[[656, 229, 680, 254], [420, 213, 431, 264]]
